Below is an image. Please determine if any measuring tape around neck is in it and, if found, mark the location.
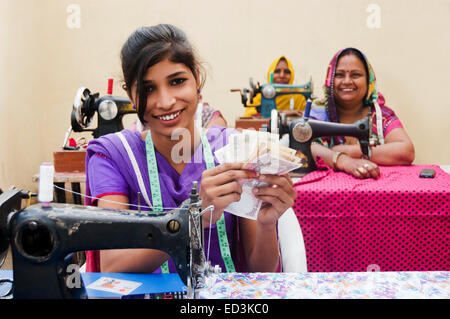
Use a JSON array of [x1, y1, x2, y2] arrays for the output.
[[145, 131, 164, 212], [145, 129, 235, 273], [199, 130, 236, 273]]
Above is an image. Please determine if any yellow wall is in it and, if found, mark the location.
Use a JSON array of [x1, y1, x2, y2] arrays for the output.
[[1, 0, 449, 192]]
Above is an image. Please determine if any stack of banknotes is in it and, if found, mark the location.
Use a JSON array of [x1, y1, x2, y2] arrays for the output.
[[214, 130, 303, 220]]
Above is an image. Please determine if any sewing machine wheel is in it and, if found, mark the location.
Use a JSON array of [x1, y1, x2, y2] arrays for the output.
[[98, 99, 118, 121], [262, 84, 276, 99], [292, 120, 313, 143], [71, 87, 95, 131]]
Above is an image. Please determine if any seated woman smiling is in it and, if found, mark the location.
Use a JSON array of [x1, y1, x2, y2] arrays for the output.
[[84, 24, 297, 274], [310, 48, 415, 179]]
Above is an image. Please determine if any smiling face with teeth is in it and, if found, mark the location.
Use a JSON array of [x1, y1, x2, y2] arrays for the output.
[[333, 53, 368, 110], [128, 58, 200, 145]]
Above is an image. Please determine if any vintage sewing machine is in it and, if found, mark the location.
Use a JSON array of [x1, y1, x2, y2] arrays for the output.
[[231, 77, 313, 119], [268, 101, 371, 175], [55, 85, 136, 175], [71, 86, 136, 138], [0, 183, 218, 299]]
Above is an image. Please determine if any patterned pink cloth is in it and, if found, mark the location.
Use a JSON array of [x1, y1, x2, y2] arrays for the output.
[[293, 165, 450, 272]]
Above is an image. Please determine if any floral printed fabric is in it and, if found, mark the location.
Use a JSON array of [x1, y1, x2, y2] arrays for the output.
[[199, 272, 450, 299]]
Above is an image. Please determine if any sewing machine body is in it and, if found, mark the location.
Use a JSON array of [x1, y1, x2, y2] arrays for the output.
[[258, 82, 312, 118], [71, 87, 136, 138], [269, 109, 371, 175], [0, 184, 215, 299], [231, 78, 313, 118]]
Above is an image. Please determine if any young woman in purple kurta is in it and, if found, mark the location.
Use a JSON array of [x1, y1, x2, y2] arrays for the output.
[[85, 24, 297, 274], [85, 127, 239, 273]]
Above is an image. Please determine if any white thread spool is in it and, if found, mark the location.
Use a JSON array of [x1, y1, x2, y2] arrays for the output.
[[38, 162, 54, 203]]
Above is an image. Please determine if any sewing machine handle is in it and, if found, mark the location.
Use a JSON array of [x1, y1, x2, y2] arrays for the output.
[[230, 88, 249, 108]]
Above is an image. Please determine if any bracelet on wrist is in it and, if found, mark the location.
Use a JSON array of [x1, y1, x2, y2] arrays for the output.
[[332, 151, 346, 171]]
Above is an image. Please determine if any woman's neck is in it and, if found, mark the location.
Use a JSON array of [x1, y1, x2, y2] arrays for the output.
[[336, 101, 369, 123]]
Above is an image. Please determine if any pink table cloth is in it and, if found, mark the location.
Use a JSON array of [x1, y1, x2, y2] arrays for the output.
[[293, 165, 450, 272]]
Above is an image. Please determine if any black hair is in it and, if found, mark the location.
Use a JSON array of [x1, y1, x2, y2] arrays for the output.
[[120, 24, 204, 124]]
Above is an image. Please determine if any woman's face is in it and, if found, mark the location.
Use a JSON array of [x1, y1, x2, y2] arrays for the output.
[[273, 59, 291, 84], [333, 54, 368, 108], [130, 58, 199, 140]]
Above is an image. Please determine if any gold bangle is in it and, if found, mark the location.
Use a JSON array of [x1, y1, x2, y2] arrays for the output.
[[332, 151, 346, 171]]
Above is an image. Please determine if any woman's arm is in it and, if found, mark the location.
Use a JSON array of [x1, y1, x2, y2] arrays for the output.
[[97, 195, 170, 273], [239, 218, 279, 272], [331, 127, 415, 166], [311, 143, 380, 179], [239, 174, 297, 272], [205, 112, 228, 128]]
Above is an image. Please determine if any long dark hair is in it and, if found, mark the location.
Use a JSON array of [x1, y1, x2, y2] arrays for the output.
[[120, 24, 204, 124]]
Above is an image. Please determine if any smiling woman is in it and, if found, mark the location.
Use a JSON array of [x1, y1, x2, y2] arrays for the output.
[[333, 52, 369, 115], [83, 24, 297, 276], [310, 47, 415, 179], [135, 59, 199, 163]]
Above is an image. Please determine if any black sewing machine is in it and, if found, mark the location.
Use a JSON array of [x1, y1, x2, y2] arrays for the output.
[[0, 183, 218, 299], [71, 86, 136, 138], [268, 101, 371, 175]]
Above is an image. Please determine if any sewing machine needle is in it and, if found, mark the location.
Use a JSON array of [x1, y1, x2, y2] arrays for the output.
[[137, 192, 141, 213]]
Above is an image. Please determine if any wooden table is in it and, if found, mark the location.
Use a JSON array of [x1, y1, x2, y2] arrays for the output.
[[33, 172, 86, 204]]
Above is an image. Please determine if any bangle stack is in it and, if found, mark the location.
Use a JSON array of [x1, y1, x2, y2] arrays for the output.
[[332, 151, 346, 171]]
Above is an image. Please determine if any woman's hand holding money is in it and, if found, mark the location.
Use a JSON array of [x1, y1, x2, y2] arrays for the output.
[[252, 173, 297, 227], [199, 162, 258, 227]]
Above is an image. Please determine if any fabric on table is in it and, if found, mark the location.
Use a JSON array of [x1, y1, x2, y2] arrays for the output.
[[293, 165, 450, 272], [199, 271, 450, 299]]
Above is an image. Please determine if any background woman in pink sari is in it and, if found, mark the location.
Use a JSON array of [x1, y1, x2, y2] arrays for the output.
[[310, 48, 415, 179]]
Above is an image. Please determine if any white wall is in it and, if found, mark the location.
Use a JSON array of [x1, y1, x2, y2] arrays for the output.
[[1, 0, 449, 191]]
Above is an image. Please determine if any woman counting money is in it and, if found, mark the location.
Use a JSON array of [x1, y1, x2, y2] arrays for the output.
[[84, 24, 297, 274]]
